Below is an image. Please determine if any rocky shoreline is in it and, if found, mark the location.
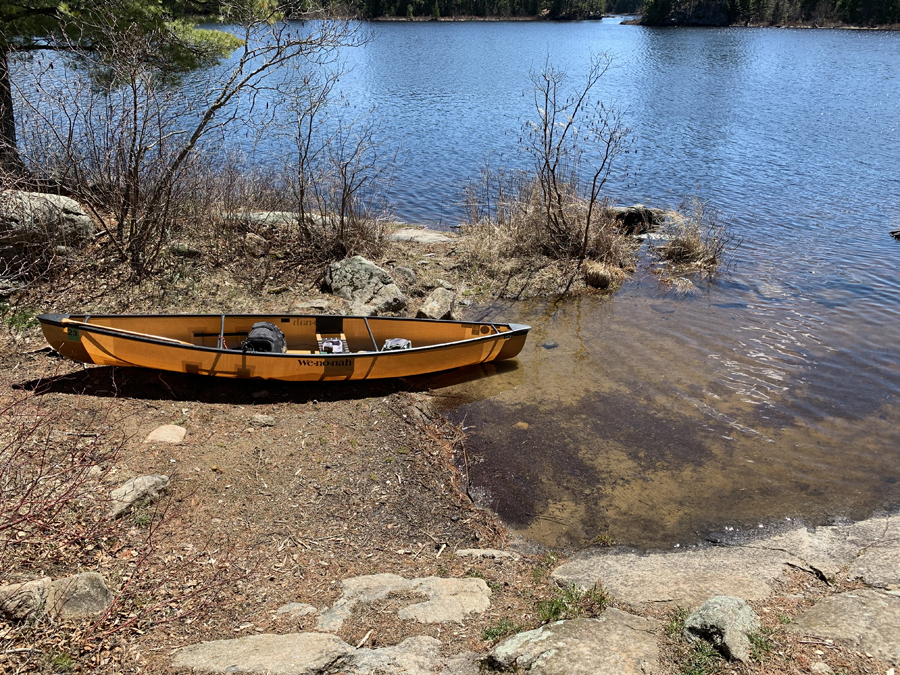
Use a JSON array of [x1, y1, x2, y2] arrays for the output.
[[165, 514, 900, 673]]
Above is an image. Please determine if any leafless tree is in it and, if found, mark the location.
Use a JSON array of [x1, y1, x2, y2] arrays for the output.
[[13, 1, 365, 278], [523, 52, 629, 260]]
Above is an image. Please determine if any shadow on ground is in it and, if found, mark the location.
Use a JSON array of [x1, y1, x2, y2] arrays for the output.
[[15, 358, 522, 405]]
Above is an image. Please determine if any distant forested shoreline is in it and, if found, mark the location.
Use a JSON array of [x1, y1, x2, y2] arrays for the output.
[[344, 0, 897, 26], [639, 0, 899, 27]]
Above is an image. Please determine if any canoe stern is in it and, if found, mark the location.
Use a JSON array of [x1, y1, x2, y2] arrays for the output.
[[38, 314, 96, 365]]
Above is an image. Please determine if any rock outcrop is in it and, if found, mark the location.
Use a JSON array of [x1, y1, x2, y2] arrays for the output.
[[324, 256, 407, 315], [0, 190, 94, 258]]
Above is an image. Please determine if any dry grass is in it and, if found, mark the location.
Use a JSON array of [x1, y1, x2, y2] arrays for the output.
[[653, 197, 732, 274], [583, 260, 627, 290], [458, 171, 638, 298]]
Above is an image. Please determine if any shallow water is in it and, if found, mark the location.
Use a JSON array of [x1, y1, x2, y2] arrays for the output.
[[351, 20, 900, 549]]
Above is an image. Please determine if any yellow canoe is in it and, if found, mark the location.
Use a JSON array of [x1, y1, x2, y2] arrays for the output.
[[37, 313, 530, 381]]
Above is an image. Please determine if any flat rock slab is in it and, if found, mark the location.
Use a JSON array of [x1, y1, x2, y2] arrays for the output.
[[846, 517, 900, 589], [387, 228, 453, 244], [788, 589, 900, 666], [552, 516, 900, 607], [172, 632, 353, 674], [344, 636, 479, 675], [487, 610, 659, 675], [552, 544, 792, 608], [316, 573, 490, 632], [144, 425, 186, 444]]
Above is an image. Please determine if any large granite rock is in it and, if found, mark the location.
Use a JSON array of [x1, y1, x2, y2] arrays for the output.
[[788, 589, 900, 666], [173, 632, 353, 674], [45, 572, 114, 620], [486, 611, 659, 674], [387, 228, 453, 244], [324, 256, 407, 315], [316, 573, 490, 632], [0, 190, 94, 256]]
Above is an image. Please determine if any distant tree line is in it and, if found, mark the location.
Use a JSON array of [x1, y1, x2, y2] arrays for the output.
[[642, 0, 900, 25], [358, 0, 606, 19]]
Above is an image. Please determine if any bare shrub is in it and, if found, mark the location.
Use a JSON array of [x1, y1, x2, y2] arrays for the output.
[[653, 197, 732, 273], [0, 390, 122, 584], [13, 1, 364, 280], [459, 55, 635, 297]]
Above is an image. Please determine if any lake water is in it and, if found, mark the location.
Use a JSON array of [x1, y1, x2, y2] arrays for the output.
[[324, 19, 900, 550]]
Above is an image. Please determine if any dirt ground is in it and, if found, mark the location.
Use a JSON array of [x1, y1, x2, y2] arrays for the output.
[[0, 233, 893, 675]]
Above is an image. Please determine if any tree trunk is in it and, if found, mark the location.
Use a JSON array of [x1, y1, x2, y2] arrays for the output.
[[0, 45, 24, 174]]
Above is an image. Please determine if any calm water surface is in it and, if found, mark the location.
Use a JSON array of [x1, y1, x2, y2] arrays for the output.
[[285, 21, 900, 548]]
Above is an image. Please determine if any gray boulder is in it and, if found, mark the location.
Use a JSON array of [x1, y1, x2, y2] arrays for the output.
[[324, 256, 407, 315], [244, 232, 270, 257], [0, 577, 51, 620], [486, 611, 659, 674], [416, 287, 455, 320], [0, 190, 94, 255], [109, 474, 170, 518], [683, 596, 761, 662], [0, 573, 113, 621], [46, 572, 114, 620]]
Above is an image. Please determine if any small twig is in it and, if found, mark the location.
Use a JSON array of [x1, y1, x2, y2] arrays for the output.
[[436, 543, 446, 558], [4, 648, 42, 655], [157, 373, 176, 397], [355, 630, 373, 649]]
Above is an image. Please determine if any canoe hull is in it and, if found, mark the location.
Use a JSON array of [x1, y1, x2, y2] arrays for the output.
[[38, 313, 530, 381]]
